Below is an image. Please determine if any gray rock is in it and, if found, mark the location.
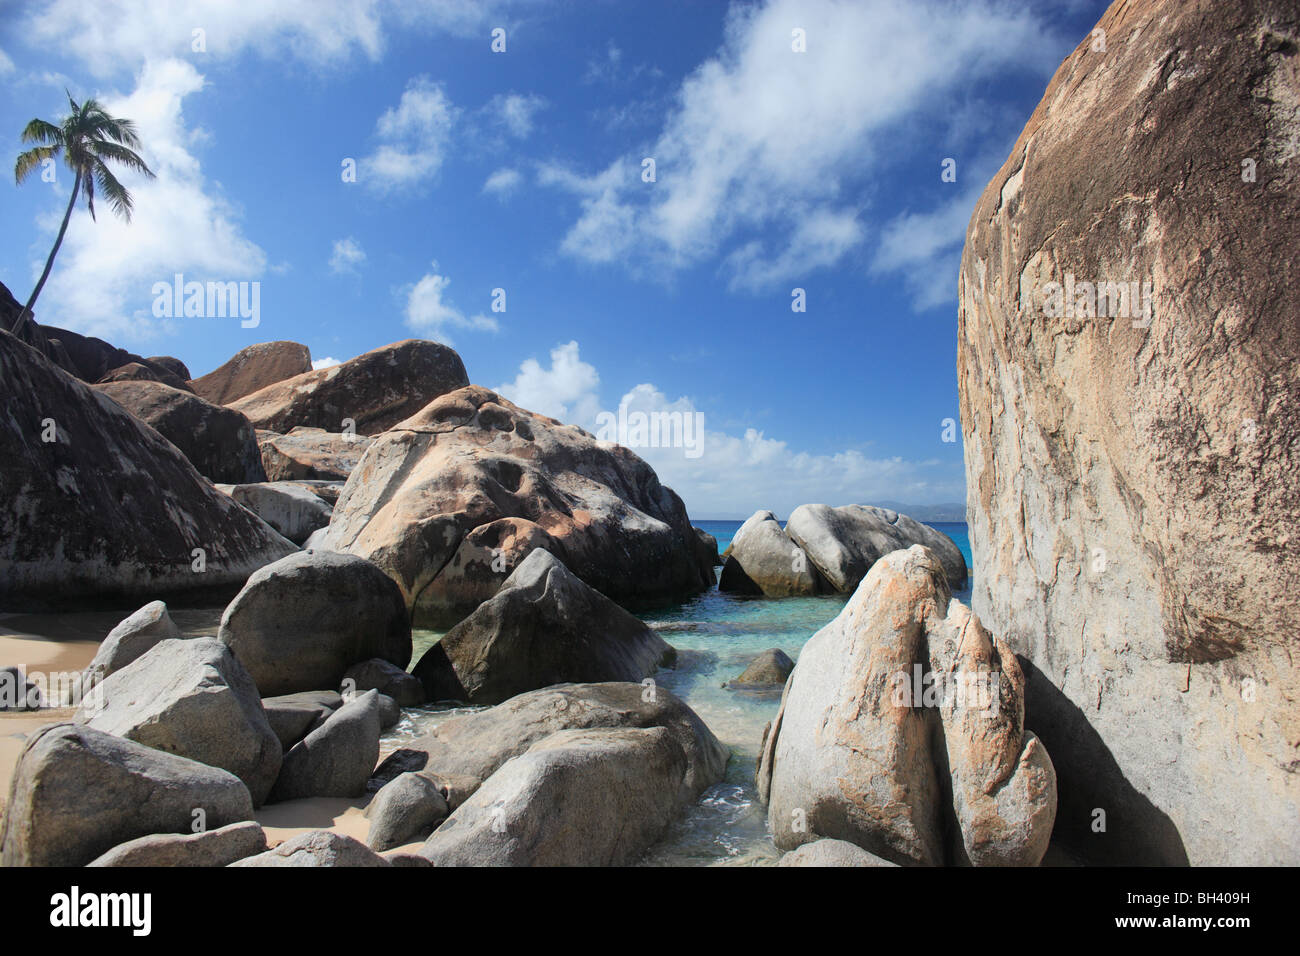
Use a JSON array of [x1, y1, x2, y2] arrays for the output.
[[87, 821, 267, 867], [230, 830, 390, 867], [0, 666, 43, 711], [956, 0, 1300, 866], [261, 690, 343, 750], [76, 638, 282, 806], [268, 689, 381, 802], [82, 601, 183, 691], [343, 658, 424, 708], [0, 723, 253, 867], [411, 549, 676, 705], [365, 772, 449, 850], [694, 527, 722, 566], [396, 681, 728, 809], [758, 547, 1055, 866], [376, 693, 400, 730], [223, 482, 332, 545], [718, 511, 830, 597], [777, 839, 898, 867], [729, 648, 794, 687], [259, 427, 373, 482], [0, 329, 298, 609], [218, 550, 411, 696], [421, 727, 686, 866], [785, 503, 967, 590]]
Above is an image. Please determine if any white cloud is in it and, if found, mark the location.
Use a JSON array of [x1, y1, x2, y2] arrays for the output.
[[496, 340, 601, 424], [361, 76, 457, 194], [496, 341, 963, 516], [312, 356, 342, 370], [482, 167, 523, 197], [0, 48, 14, 75], [403, 263, 497, 343], [328, 236, 366, 274], [20, 0, 503, 77], [27, 58, 266, 342], [485, 92, 546, 138], [542, 0, 1061, 293]]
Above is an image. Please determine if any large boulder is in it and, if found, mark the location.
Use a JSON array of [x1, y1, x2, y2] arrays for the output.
[[97, 360, 192, 391], [190, 341, 313, 406], [222, 481, 333, 545], [0, 330, 298, 610], [411, 549, 676, 705], [93, 380, 266, 484], [757, 547, 1056, 866], [718, 510, 830, 597], [230, 830, 390, 867], [364, 771, 449, 850], [75, 637, 282, 806], [259, 427, 374, 481], [342, 659, 424, 708], [260, 690, 343, 749], [777, 839, 898, 867], [421, 727, 687, 866], [957, 0, 1300, 865], [729, 648, 795, 687], [0, 723, 253, 866], [218, 550, 411, 696], [785, 503, 967, 590], [267, 689, 381, 802], [319, 385, 713, 625], [380, 682, 728, 807], [228, 339, 468, 435], [87, 821, 267, 867], [82, 600, 182, 690]]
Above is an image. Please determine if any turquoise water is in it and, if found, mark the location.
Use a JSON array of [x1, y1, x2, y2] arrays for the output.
[[631, 519, 973, 864]]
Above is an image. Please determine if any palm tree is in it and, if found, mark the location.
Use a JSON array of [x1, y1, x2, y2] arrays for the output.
[[11, 92, 155, 335]]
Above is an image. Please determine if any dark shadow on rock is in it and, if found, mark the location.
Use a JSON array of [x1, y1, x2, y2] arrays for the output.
[[1018, 654, 1189, 866]]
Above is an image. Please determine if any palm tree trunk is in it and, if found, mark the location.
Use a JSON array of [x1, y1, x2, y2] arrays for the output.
[[10, 168, 82, 336]]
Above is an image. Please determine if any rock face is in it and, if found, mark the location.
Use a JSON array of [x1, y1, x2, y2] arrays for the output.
[[230, 830, 390, 867], [730, 648, 795, 687], [321, 386, 712, 625], [421, 727, 687, 866], [83, 601, 183, 690], [719, 511, 830, 597], [785, 503, 967, 591], [218, 551, 411, 696], [76, 638, 283, 806], [261, 690, 342, 749], [694, 527, 722, 566], [190, 341, 313, 406], [222, 482, 333, 545], [0, 723, 254, 867], [392, 682, 728, 808], [412, 549, 676, 705], [93, 380, 266, 484], [268, 689, 381, 802], [0, 330, 299, 610], [777, 839, 899, 867], [228, 339, 468, 435], [757, 547, 1056, 866], [87, 821, 267, 867], [343, 659, 424, 708], [259, 427, 374, 481], [956, 0, 1300, 865], [97, 361, 193, 391]]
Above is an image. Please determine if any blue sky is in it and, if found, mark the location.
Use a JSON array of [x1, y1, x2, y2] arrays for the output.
[[0, 0, 1107, 518]]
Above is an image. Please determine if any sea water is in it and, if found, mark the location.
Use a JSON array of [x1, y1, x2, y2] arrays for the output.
[[398, 519, 974, 866]]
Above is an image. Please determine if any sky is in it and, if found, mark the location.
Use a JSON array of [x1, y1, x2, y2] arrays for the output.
[[0, 0, 1109, 519]]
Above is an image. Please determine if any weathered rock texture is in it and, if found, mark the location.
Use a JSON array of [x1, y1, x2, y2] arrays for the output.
[[87, 821, 267, 867], [268, 690, 381, 802], [83, 601, 183, 690], [757, 547, 1056, 866], [0, 330, 298, 610], [222, 481, 333, 545], [412, 549, 675, 704], [230, 830, 390, 867], [218, 550, 411, 696], [190, 341, 313, 405], [320, 386, 713, 625], [259, 427, 374, 481], [228, 339, 468, 435], [719, 510, 830, 597], [957, 0, 1300, 864], [94, 379, 267, 484], [0, 723, 254, 867]]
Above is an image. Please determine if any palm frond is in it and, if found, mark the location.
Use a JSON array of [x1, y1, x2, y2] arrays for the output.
[[14, 145, 59, 184], [92, 159, 134, 222], [20, 119, 63, 146], [89, 140, 155, 179]]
